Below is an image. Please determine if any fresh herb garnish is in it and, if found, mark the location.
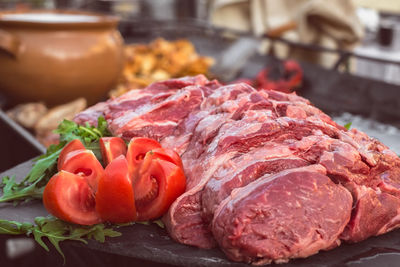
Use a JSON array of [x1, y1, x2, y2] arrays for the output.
[[344, 122, 352, 130], [0, 116, 166, 263], [0, 116, 118, 263], [0, 216, 121, 263], [0, 117, 111, 204], [135, 219, 165, 229], [55, 116, 110, 146]]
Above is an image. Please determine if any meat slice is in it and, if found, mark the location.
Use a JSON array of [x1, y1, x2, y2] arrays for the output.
[[73, 101, 109, 126], [212, 165, 352, 265], [166, 114, 343, 248], [160, 83, 260, 154], [291, 131, 400, 243], [201, 142, 310, 223], [73, 75, 400, 265], [110, 86, 205, 141], [340, 184, 400, 242], [73, 74, 219, 128], [163, 85, 270, 248]]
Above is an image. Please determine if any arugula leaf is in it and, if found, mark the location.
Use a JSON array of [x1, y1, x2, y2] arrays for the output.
[[55, 117, 111, 146], [0, 175, 45, 204], [344, 122, 352, 130], [0, 219, 33, 235], [152, 219, 165, 229], [133, 220, 165, 229], [0, 116, 131, 263], [0, 117, 111, 204], [32, 217, 119, 262], [27, 149, 61, 184], [0, 216, 121, 263]]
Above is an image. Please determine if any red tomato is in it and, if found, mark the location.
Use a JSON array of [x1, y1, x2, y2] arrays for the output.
[[126, 137, 162, 178], [58, 139, 85, 171], [99, 137, 127, 166], [43, 171, 101, 225], [46, 136, 186, 225], [149, 148, 183, 170], [60, 149, 104, 192], [138, 148, 184, 179], [134, 159, 186, 221], [95, 155, 137, 223]]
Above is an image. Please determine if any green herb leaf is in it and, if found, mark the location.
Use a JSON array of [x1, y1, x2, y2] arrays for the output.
[[32, 217, 121, 263], [0, 175, 46, 204], [0, 116, 123, 263], [344, 122, 352, 130], [0, 146, 62, 203], [135, 220, 164, 229], [32, 217, 85, 261], [27, 149, 61, 183], [86, 224, 122, 243], [0, 117, 111, 204], [55, 117, 111, 147], [0, 219, 33, 235], [0, 216, 121, 264], [153, 219, 165, 229]]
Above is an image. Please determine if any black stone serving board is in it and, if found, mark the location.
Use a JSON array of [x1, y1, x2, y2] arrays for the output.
[[2, 160, 400, 267]]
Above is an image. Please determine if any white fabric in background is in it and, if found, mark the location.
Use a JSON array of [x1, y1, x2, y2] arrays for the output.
[[209, 0, 364, 67]]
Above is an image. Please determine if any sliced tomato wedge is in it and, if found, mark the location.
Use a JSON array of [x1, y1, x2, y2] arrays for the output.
[[138, 148, 184, 178], [149, 148, 183, 170], [95, 155, 137, 223], [43, 171, 101, 225], [134, 159, 186, 221], [60, 149, 104, 192], [99, 137, 127, 166], [126, 137, 162, 178], [58, 139, 85, 171]]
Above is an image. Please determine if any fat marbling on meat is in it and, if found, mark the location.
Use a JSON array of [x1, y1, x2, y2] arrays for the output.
[[74, 75, 400, 265]]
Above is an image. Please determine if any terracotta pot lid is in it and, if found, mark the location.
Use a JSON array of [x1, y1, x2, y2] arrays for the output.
[[0, 10, 119, 29]]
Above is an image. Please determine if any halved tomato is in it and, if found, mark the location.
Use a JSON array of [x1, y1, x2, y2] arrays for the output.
[[126, 137, 162, 178], [134, 159, 186, 221], [99, 137, 127, 166], [43, 171, 101, 225], [60, 149, 104, 192], [58, 139, 85, 171], [95, 155, 137, 223]]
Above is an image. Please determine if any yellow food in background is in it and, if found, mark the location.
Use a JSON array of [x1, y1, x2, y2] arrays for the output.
[[110, 38, 214, 97]]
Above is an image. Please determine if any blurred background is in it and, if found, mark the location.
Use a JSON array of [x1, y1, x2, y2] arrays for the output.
[[1, 0, 399, 77], [0, 0, 399, 157]]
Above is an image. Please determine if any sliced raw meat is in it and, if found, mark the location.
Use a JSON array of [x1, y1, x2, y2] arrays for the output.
[[74, 75, 400, 264], [212, 165, 352, 265]]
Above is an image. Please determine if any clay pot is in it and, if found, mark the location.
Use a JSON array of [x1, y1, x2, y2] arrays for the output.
[[0, 10, 124, 106]]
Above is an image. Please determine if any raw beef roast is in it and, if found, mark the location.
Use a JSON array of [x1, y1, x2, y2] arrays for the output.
[[74, 75, 400, 265]]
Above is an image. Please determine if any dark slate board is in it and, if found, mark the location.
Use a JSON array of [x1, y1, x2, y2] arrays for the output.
[[2, 160, 400, 267]]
